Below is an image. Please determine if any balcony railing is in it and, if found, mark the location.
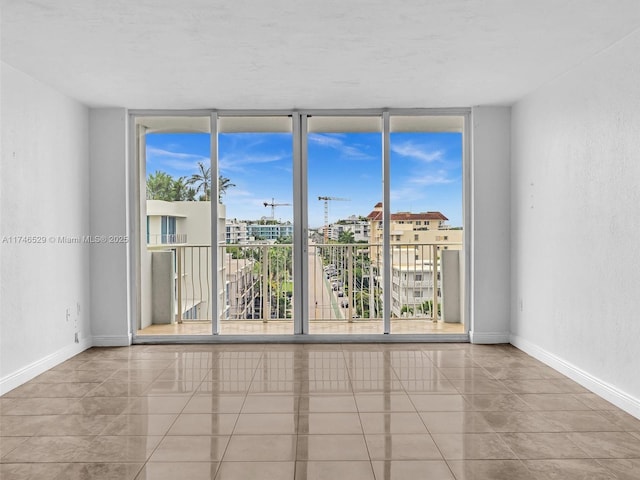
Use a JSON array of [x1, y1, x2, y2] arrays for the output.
[[147, 233, 188, 245], [148, 241, 461, 325]]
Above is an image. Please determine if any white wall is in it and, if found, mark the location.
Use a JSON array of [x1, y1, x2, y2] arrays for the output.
[[89, 108, 131, 346], [0, 63, 92, 393], [470, 106, 512, 343], [511, 31, 640, 416]]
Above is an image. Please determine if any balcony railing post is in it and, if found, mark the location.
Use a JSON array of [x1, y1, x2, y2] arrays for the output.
[[176, 247, 183, 324], [348, 244, 354, 322], [262, 244, 269, 323], [432, 244, 438, 323]]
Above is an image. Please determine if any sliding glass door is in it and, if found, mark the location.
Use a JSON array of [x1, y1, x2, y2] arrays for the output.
[[133, 110, 467, 340], [217, 116, 294, 335], [305, 115, 384, 334]]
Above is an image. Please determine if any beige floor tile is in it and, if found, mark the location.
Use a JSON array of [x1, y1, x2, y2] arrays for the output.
[[0, 415, 54, 436], [499, 432, 591, 459], [1, 397, 75, 415], [350, 379, 405, 393], [365, 434, 442, 460], [66, 397, 133, 416], [0, 463, 68, 480], [241, 395, 298, 413], [1, 436, 93, 463], [354, 393, 416, 412], [371, 460, 455, 480], [449, 379, 512, 395], [432, 433, 517, 460], [294, 461, 375, 480], [596, 459, 640, 480], [572, 393, 619, 410], [0, 436, 29, 457], [400, 379, 459, 394], [75, 435, 162, 462], [480, 411, 562, 432], [146, 380, 203, 395], [523, 459, 618, 480], [299, 395, 358, 413], [597, 410, 640, 431], [150, 435, 230, 462], [36, 414, 117, 436], [215, 461, 295, 480], [542, 411, 624, 432], [54, 463, 143, 480], [101, 413, 178, 436], [483, 367, 564, 380], [234, 413, 297, 434], [200, 380, 253, 394], [136, 462, 219, 480], [420, 412, 494, 433], [359, 412, 428, 434], [462, 394, 532, 412], [3, 342, 638, 478], [437, 367, 494, 380], [297, 434, 369, 460], [125, 395, 191, 414], [409, 394, 471, 411], [567, 432, 640, 458], [32, 369, 113, 383], [183, 394, 246, 413], [446, 459, 539, 480], [298, 412, 364, 434], [3, 382, 100, 398], [168, 413, 238, 435], [85, 380, 151, 397], [224, 434, 296, 461], [517, 393, 593, 411]]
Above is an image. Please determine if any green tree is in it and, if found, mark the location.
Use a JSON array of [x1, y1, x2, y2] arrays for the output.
[[187, 162, 211, 201], [146, 171, 196, 201], [218, 175, 236, 203], [337, 230, 355, 244]]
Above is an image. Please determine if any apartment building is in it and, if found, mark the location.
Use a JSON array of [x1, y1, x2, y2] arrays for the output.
[[327, 217, 370, 242]]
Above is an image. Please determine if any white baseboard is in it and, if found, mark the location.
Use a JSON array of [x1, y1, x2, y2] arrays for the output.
[[92, 334, 132, 347], [469, 331, 510, 344], [511, 334, 640, 419], [0, 338, 92, 395]]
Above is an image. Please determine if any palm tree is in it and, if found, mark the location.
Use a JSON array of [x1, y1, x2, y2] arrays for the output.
[[187, 161, 211, 201], [218, 175, 235, 203]]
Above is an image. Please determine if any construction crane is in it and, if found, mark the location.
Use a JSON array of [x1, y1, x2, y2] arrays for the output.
[[263, 198, 292, 220], [318, 196, 350, 242]]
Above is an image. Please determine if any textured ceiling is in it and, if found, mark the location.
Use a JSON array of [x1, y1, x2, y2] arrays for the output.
[[2, 0, 640, 109]]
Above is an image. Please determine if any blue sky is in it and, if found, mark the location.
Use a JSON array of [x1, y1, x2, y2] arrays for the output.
[[146, 131, 463, 228]]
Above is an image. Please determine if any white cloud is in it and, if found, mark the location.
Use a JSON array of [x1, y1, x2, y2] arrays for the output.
[[408, 170, 455, 186], [391, 142, 444, 163], [308, 134, 373, 160], [146, 147, 209, 172], [219, 152, 289, 173]]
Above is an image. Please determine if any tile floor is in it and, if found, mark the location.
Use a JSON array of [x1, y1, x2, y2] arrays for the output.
[[1, 343, 639, 479]]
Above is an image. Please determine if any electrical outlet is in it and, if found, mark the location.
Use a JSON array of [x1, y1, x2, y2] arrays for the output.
[[66, 308, 71, 322]]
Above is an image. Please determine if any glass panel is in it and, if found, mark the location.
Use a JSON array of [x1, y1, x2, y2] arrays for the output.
[[136, 115, 213, 336], [218, 116, 294, 335], [306, 116, 383, 334], [389, 115, 465, 334]]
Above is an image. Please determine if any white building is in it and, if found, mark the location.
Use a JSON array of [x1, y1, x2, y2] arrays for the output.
[[328, 217, 370, 242], [225, 218, 250, 244]]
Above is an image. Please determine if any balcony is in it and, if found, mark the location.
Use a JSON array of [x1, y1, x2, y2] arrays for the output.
[[138, 242, 464, 335], [147, 233, 188, 245]]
